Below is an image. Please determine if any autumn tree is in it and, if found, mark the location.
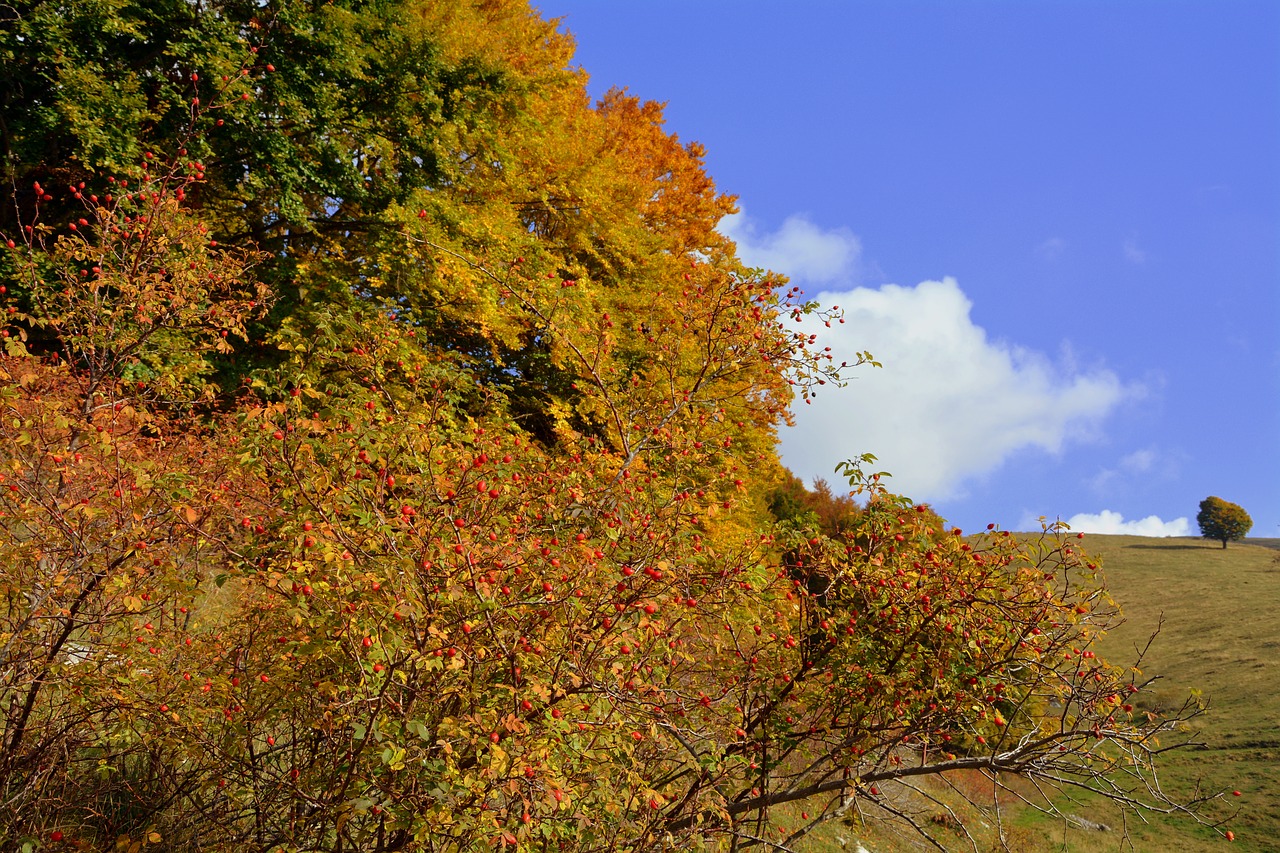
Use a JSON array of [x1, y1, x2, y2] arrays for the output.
[[1196, 496, 1252, 549], [0, 0, 1228, 850]]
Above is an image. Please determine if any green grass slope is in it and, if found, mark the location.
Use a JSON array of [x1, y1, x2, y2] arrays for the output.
[[789, 534, 1279, 852], [1076, 534, 1279, 851]]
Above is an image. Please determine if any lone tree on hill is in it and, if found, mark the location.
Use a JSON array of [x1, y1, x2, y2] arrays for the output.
[[1196, 496, 1253, 548]]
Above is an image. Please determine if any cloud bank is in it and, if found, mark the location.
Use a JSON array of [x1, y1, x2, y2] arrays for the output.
[[722, 213, 1137, 501], [1057, 510, 1190, 537]]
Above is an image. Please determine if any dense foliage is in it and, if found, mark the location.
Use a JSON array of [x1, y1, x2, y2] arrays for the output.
[[0, 0, 1216, 849], [1196, 496, 1253, 549]]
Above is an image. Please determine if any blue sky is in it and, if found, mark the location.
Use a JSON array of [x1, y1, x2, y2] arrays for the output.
[[537, 0, 1280, 537]]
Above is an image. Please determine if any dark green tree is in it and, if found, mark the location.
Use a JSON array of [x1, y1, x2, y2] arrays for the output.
[[1196, 496, 1252, 548]]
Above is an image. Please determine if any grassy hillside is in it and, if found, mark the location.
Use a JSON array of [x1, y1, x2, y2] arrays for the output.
[[1070, 534, 1279, 851], [789, 534, 1279, 852]]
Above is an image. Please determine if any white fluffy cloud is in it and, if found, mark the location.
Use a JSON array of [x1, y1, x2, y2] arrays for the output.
[[776, 278, 1132, 499], [1057, 510, 1190, 537], [721, 212, 1140, 501], [719, 211, 865, 286]]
